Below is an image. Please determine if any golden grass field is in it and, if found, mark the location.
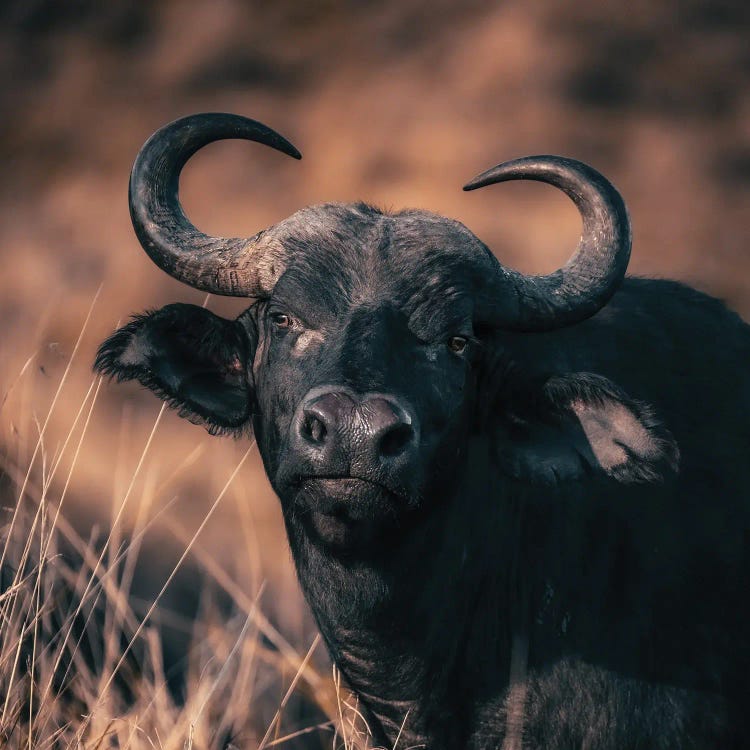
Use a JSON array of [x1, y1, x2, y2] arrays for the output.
[[1, 0, 748, 746], [0, 366, 367, 748]]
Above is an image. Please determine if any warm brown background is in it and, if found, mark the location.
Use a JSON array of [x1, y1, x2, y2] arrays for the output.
[[1, 0, 749, 650]]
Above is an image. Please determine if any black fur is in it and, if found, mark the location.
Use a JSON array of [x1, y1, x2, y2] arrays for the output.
[[96, 203, 750, 749], [95, 303, 255, 435]]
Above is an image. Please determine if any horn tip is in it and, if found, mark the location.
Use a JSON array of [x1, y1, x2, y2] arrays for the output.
[[276, 139, 302, 160], [280, 138, 302, 160], [462, 175, 491, 192]]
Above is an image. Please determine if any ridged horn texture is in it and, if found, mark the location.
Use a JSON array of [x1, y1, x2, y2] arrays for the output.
[[464, 156, 631, 331], [129, 112, 301, 296]]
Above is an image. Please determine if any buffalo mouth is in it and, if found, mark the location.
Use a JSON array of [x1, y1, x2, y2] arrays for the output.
[[293, 475, 405, 550]]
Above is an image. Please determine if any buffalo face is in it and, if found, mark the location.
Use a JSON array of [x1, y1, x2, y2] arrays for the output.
[[249, 208, 485, 551]]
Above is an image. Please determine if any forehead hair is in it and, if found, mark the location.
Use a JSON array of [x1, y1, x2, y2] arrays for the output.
[[269, 202, 494, 314], [275, 202, 490, 260]]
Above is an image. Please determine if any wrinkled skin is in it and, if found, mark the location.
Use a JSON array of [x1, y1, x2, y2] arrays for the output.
[[97, 203, 750, 749], [251, 206, 483, 554]]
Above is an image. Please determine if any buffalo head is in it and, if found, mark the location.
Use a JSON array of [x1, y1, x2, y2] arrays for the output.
[[96, 113, 675, 555]]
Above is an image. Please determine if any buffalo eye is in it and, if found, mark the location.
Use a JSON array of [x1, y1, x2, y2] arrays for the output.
[[270, 312, 292, 329], [447, 336, 468, 354]]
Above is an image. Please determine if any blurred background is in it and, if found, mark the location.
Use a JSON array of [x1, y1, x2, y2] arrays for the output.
[[0, 0, 748, 740]]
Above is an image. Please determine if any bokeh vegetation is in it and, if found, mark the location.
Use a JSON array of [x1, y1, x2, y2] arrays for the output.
[[1, 0, 748, 746]]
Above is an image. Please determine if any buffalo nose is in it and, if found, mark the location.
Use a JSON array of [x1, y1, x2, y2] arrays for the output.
[[361, 398, 416, 459], [299, 391, 354, 449], [294, 389, 418, 465]]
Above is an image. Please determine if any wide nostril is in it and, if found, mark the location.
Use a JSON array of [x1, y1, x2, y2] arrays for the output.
[[294, 390, 417, 465], [301, 413, 328, 445], [298, 391, 356, 449], [377, 422, 415, 458]]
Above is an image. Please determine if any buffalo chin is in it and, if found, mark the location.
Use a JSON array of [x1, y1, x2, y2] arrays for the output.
[[294, 477, 404, 552]]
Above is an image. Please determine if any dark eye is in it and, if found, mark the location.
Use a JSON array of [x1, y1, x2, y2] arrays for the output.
[[447, 336, 468, 354], [271, 312, 292, 329]]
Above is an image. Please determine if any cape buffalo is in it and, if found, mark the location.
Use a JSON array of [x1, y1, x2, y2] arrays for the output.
[[96, 113, 749, 749]]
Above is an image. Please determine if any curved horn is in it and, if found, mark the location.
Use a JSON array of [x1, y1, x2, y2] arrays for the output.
[[129, 112, 301, 296], [463, 156, 631, 331]]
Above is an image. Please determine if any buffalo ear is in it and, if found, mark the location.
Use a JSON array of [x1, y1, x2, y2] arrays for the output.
[[497, 373, 679, 485], [95, 303, 254, 434]]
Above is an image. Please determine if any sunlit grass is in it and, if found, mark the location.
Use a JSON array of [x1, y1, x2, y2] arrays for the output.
[[0, 299, 373, 749]]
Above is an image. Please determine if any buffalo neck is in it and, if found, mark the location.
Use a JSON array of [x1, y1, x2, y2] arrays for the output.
[[285, 445, 526, 748]]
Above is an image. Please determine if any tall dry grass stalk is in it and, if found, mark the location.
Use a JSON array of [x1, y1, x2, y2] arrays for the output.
[[0, 302, 374, 749]]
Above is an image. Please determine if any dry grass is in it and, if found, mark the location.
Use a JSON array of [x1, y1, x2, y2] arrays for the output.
[[0, 309, 374, 750]]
